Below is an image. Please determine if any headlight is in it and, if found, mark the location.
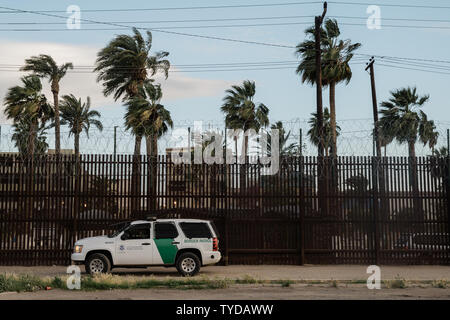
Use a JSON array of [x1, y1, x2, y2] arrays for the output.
[[74, 245, 83, 253]]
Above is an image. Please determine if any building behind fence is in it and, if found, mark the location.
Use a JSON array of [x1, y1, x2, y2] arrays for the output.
[[0, 154, 449, 265]]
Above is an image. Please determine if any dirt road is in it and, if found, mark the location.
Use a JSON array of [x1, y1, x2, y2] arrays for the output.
[[1, 284, 449, 300], [1, 265, 449, 281]]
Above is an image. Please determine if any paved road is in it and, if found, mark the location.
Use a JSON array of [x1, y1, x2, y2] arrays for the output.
[[1, 284, 449, 300], [1, 265, 449, 281]]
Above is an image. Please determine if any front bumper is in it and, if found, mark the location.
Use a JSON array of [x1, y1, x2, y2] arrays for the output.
[[71, 252, 86, 263]]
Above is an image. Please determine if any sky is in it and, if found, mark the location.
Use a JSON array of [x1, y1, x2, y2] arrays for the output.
[[0, 0, 449, 155]]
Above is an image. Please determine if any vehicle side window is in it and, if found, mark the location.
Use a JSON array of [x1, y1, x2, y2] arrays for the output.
[[124, 223, 150, 240], [155, 223, 178, 239], [179, 222, 212, 239]]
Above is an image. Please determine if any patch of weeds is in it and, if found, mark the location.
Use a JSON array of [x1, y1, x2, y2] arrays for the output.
[[280, 280, 293, 288], [330, 280, 338, 288], [50, 276, 65, 289], [0, 274, 46, 293], [386, 277, 407, 289], [205, 279, 230, 289], [236, 275, 259, 284], [432, 279, 448, 289], [77, 275, 231, 291]]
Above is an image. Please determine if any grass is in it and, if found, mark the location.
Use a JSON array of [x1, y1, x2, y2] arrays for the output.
[[431, 279, 448, 289], [0, 274, 64, 293], [2, 273, 445, 293], [0, 273, 235, 292], [385, 277, 407, 289]]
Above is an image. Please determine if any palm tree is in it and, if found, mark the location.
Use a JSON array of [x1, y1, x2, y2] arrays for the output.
[[21, 55, 73, 155], [95, 28, 170, 213], [296, 19, 361, 157], [378, 87, 437, 159], [307, 108, 341, 157], [221, 80, 269, 191], [221, 80, 269, 159], [379, 87, 438, 215], [12, 119, 50, 155], [124, 82, 173, 157], [4, 75, 53, 156], [258, 121, 299, 157], [95, 27, 170, 102], [124, 82, 172, 210], [59, 94, 103, 157], [95, 28, 170, 156]]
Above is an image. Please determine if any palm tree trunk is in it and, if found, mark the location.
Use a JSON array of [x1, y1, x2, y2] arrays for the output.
[[74, 133, 80, 157], [329, 81, 337, 158], [240, 135, 249, 191], [134, 135, 142, 156], [27, 121, 37, 156], [145, 135, 152, 157], [151, 135, 158, 209], [145, 134, 156, 210], [131, 135, 142, 214], [152, 135, 158, 157], [408, 140, 423, 220], [52, 83, 61, 154]]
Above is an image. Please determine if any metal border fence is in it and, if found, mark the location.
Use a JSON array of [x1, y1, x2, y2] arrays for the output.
[[0, 154, 449, 265]]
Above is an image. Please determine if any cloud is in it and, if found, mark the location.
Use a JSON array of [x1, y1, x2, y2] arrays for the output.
[[0, 40, 231, 123]]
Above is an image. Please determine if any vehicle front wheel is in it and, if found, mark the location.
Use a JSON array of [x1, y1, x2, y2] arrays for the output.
[[85, 253, 111, 275], [176, 252, 201, 277]]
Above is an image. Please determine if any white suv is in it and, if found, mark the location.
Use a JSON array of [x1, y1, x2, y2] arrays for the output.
[[71, 218, 221, 277]]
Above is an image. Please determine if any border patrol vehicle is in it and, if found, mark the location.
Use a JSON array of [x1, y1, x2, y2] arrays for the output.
[[71, 218, 221, 276]]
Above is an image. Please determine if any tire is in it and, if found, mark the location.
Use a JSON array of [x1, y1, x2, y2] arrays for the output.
[[85, 253, 112, 275], [176, 252, 201, 277]]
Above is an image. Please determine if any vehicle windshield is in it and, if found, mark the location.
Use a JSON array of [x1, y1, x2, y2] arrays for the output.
[[108, 222, 130, 238]]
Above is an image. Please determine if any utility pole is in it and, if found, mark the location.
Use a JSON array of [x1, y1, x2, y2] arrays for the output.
[[366, 57, 383, 264], [315, 2, 328, 219], [315, 2, 327, 157], [114, 126, 118, 156], [366, 57, 381, 158]]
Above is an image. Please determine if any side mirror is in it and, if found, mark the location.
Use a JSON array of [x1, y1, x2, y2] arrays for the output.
[[121, 232, 128, 241]]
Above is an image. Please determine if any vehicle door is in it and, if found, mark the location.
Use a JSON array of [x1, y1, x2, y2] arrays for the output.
[[178, 222, 214, 253], [115, 223, 153, 265], [152, 222, 181, 265]]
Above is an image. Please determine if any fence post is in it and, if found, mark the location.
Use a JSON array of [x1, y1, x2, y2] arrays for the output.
[[299, 155, 305, 265], [447, 134, 450, 264], [224, 211, 229, 266], [372, 155, 380, 265]]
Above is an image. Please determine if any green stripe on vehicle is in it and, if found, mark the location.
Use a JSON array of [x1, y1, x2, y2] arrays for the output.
[[154, 238, 178, 264]]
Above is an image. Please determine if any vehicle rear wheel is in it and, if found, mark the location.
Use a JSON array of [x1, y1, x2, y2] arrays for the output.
[[85, 253, 111, 275], [176, 252, 201, 277]]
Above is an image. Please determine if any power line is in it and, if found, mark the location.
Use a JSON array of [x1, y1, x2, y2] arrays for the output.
[[328, 1, 450, 10], [2, 15, 450, 25], [2, 21, 450, 31], [357, 53, 450, 65], [0, 62, 367, 74], [0, 6, 297, 49], [1, 1, 450, 13], [377, 63, 450, 75], [0, 6, 449, 73], [0, 2, 322, 13]]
